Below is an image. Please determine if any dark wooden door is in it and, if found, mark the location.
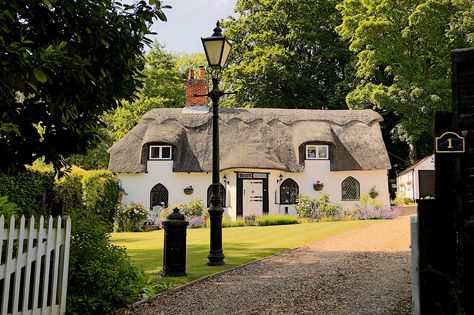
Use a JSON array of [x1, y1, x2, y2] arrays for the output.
[[418, 170, 435, 198]]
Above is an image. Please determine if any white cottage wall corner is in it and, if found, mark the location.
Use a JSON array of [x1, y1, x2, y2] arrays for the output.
[[118, 159, 390, 221]]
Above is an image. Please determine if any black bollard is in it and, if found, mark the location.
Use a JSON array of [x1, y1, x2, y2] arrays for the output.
[[162, 208, 189, 276]]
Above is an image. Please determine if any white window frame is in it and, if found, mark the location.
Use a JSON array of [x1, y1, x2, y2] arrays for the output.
[[149, 145, 172, 160], [305, 145, 329, 160]]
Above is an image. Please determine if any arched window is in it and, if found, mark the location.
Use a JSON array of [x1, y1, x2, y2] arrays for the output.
[[341, 176, 360, 200], [280, 178, 299, 204], [207, 184, 226, 207], [150, 183, 169, 208]]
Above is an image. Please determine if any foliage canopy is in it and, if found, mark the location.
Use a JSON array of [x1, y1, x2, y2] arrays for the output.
[[336, 0, 474, 161], [0, 0, 167, 173], [222, 0, 352, 109]]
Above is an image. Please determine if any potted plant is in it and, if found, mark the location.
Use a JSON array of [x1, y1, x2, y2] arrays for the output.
[[313, 181, 324, 191]]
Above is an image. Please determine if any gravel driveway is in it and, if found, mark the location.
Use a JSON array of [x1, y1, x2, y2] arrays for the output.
[[126, 215, 412, 315]]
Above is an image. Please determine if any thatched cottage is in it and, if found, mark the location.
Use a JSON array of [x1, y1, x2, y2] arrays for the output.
[[108, 71, 391, 219], [108, 108, 392, 219]]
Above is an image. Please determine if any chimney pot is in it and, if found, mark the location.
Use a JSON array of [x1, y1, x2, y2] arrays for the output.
[[198, 66, 205, 79], [189, 69, 195, 79]]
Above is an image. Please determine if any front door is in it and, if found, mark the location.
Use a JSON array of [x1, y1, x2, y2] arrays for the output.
[[242, 179, 263, 216]]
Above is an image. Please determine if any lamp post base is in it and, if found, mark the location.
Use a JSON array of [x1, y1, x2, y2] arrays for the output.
[[207, 205, 224, 266], [207, 250, 225, 266]]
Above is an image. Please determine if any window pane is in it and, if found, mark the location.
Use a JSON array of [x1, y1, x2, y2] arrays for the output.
[[318, 146, 328, 159], [307, 147, 317, 159], [150, 146, 160, 159], [151, 183, 168, 208], [162, 146, 171, 159], [281, 186, 290, 203], [280, 178, 299, 204], [342, 177, 360, 200]]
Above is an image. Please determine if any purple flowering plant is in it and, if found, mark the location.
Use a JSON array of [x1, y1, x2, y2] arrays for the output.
[[352, 192, 401, 220], [187, 215, 207, 228]]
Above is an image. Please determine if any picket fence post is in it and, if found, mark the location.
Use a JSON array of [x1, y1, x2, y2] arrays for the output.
[[0, 215, 72, 315]]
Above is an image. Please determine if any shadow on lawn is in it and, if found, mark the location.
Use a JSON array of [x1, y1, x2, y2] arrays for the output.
[[126, 243, 288, 282]]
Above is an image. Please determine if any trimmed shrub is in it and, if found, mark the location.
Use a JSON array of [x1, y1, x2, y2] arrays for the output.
[[0, 170, 54, 217], [80, 168, 120, 225], [67, 210, 145, 314], [53, 174, 83, 215], [222, 216, 245, 228], [255, 214, 299, 226]]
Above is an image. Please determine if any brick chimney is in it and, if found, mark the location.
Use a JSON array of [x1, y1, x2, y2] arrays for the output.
[[185, 66, 208, 106]]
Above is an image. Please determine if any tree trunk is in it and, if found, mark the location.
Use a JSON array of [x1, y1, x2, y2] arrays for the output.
[[408, 140, 417, 164]]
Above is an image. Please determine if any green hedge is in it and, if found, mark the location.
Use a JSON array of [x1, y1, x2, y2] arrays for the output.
[[255, 214, 299, 226], [0, 167, 120, 224], [222, 216, 245, 228], [80, 169, 120, 225], [0, 170, 54, 217]]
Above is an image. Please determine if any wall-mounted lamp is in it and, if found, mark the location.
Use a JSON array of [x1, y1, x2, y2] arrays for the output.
[[222, 174, 230, 185], [277, 174, 283, 184]]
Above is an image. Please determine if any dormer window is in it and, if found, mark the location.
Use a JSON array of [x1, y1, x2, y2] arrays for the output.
[[149, 145, 172, 160], [305, 144, 329, 160]]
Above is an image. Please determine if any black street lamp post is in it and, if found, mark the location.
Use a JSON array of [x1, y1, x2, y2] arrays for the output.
[[201, 21, 232, 266]]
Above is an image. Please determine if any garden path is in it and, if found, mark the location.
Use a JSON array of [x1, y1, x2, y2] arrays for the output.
[[126, 214, 412, 315]]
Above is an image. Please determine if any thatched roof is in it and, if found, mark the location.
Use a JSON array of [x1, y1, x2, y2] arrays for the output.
[[108, 107, 391, 173]]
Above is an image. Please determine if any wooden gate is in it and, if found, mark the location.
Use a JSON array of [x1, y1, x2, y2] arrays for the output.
[[417, 48, 474, 314], [0, 216, 71, 315]]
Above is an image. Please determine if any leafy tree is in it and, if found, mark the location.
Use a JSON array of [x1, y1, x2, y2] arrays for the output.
[[107, 45, 206, 142], [175, 53, 207, 74], [0, 0, 168, 174], [140, 42, 186, 104], [336, 0, 473, 162], [222, 0, 352, 109], [64, 127, 113, 170], [69, 45, 206, 167]]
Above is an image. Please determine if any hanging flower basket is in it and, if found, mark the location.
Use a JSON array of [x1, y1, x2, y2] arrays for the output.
[[184, 186, 194, 195], [313, 181, 324, 191]]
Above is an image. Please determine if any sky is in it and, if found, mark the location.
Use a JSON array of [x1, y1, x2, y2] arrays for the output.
[[149, 0, 238, 54]]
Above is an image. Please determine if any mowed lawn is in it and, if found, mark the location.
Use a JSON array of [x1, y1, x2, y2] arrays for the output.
[[111, 220, 374, 288]]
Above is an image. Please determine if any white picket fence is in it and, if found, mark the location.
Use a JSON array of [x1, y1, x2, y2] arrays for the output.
[[0, 216, 71, 315]]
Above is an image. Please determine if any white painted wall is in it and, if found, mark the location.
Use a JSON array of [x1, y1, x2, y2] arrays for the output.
[[118, 159, 390, 220], [396, 155, 435, 200]]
